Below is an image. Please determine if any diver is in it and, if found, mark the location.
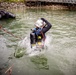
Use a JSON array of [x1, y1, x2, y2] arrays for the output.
[[30, 18, 52, 48]]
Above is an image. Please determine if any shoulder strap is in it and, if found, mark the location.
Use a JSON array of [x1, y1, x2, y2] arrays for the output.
[[40, 31, 46, 41]]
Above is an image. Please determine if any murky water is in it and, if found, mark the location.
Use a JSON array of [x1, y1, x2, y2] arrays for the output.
[[0, 8, 76, 75]]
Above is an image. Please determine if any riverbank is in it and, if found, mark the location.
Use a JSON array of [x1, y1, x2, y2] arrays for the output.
[[0, 2, 76, 10], [0, 2, 25, 9]]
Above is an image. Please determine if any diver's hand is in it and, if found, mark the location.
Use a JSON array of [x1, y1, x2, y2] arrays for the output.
[[41, 18, 46, 26], [41, 18, 45, 21]]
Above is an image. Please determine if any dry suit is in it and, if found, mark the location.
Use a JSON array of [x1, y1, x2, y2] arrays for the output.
[[30, 18, 52, 45]]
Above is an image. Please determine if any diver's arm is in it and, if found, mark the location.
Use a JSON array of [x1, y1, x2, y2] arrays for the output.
[[41, 18, 52, 33]]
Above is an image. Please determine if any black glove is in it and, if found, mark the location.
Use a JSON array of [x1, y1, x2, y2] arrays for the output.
[[41, 18, 45, 21]]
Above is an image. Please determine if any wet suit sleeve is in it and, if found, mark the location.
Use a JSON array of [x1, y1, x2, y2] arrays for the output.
[[41, 18, 52, 33]]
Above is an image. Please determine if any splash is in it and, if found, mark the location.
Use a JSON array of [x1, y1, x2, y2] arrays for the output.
[[18, 35, 52, 56]]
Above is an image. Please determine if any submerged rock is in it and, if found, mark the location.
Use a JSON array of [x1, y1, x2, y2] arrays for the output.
[[14, 47, 25, 58]]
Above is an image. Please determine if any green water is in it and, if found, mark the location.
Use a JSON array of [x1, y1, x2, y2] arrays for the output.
[[0, 8, 76, 75]]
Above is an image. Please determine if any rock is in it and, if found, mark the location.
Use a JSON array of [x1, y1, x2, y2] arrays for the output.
[[0, 10, 16, 19]]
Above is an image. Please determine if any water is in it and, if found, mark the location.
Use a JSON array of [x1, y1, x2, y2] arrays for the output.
[[0, 8, 76, 75]]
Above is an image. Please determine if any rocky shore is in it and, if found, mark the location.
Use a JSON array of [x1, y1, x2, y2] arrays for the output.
[[0, 2, 76, 10], [0, 2, 25, 9]]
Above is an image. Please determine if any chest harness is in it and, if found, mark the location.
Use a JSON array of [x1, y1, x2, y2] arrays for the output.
[[33, 28, 46, 41]]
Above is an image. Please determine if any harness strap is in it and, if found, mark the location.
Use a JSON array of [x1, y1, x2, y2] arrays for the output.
[[33, 28, 46, 41], [41, 31, 46, 41]]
